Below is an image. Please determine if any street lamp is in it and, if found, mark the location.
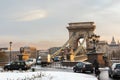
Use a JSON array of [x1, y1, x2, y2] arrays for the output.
[[89, 34, 100, 53], [9, 41, 12, 62], [61, 49, 65, 62]]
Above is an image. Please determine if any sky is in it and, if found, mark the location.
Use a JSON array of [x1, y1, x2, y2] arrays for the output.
[[0, 0, 120, 50]]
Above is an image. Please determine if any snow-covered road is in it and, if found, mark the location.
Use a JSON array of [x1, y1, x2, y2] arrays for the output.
[[0, 71, 97, 80], [0, 66, 98, 80]]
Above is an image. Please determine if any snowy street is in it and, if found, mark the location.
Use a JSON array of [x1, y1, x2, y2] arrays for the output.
[[0, 65, 97, 80], [31, 66, 120, 80], [1, 65, 120, 80]]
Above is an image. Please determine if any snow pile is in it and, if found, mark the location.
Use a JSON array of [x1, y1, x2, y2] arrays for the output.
[[0, 71, 97, 80], [99, 67, 109, 71], [45, 71, 97, 80]]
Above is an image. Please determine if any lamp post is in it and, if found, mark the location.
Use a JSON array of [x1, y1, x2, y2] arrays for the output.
[[9, 41, 12, 62], [61, 49, 65, 62], [87, 34, 101, 64], [89, 34, 100, 53]]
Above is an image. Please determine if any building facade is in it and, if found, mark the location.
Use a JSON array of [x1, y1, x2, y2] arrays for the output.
[[96, 37, 120, 60], [108, 37, 120, 59]]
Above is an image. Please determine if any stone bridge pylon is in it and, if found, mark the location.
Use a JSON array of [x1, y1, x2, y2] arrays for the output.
[[67, 22, 96, 56], [51, 22, 97, 61]]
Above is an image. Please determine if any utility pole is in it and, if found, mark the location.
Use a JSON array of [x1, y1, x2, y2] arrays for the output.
[[9, 41, 12, 62]]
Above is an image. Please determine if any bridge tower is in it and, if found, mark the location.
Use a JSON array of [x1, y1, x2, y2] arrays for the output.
[[67, 22, 96, 55], [51, 22, 96, 61]]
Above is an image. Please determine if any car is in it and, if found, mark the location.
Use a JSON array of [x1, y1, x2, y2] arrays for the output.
[[4, 60, 31, 71], [73, 61, 94, 73], [36, 59, 41, 65], [53, 56, 61, 62], [36, 56, 42, 65], [108, 63, 120, 78], [26, 58, 36, 66]]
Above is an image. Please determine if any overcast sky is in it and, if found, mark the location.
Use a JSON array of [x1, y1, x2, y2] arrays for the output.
[[0, 0, 120, 50]]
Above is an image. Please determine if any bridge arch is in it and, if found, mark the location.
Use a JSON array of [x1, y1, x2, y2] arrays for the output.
[[51, 22, 97, 61], [67, 22, 96, 55]]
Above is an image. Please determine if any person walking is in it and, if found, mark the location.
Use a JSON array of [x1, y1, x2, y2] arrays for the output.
[[93, 59, 100, 78]]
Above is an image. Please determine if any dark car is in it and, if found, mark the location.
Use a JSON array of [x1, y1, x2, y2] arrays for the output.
[[53, 56, 61, 62], [108, 63, 120, 78], [4, 61, 31, 70], [73, 61, 94, 73]]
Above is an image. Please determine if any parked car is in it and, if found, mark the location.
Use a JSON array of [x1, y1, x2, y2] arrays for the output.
[[53, 56, 61, 62], [36, 59, 42, 65], [108, 63, 120, 78], [73, 61, 94, 73], [36, 56, 42, 65], [4, 61, 31, 70], [26, 58, 36, 66]]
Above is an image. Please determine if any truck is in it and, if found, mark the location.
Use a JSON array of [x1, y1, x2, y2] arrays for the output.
[[36, 50, 52, 66]]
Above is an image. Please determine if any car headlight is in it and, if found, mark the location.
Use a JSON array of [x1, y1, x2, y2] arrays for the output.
[[114, 69, 119, 73], [83, 65, 85, 68], [25, 65, 27, 68]]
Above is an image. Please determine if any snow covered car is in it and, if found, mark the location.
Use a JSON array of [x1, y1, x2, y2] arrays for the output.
[[108, 63, 120, 78], [4, 61, 31, 70], [73, 61, 94, 73]]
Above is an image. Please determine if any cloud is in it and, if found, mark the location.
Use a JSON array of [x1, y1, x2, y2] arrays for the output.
[[15, 10, 48, 21]]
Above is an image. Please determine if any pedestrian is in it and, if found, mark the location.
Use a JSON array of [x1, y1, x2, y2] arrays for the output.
[[93, 59, 100, 78], [95, 69, 100, 79]]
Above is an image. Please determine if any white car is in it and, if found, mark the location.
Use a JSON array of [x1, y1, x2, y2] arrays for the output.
[[36, 56, 42, 65], [26, 58, 36, 66]]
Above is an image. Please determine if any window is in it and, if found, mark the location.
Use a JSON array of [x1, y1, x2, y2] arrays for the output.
[[11, 62, 15, 65], [77, 62, 83, 67], [116, 64, 120, 69], [20, 62, 25, 65]]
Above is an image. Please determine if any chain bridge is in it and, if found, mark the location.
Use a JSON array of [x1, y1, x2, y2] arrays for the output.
[[51, 22, 96, 61]]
